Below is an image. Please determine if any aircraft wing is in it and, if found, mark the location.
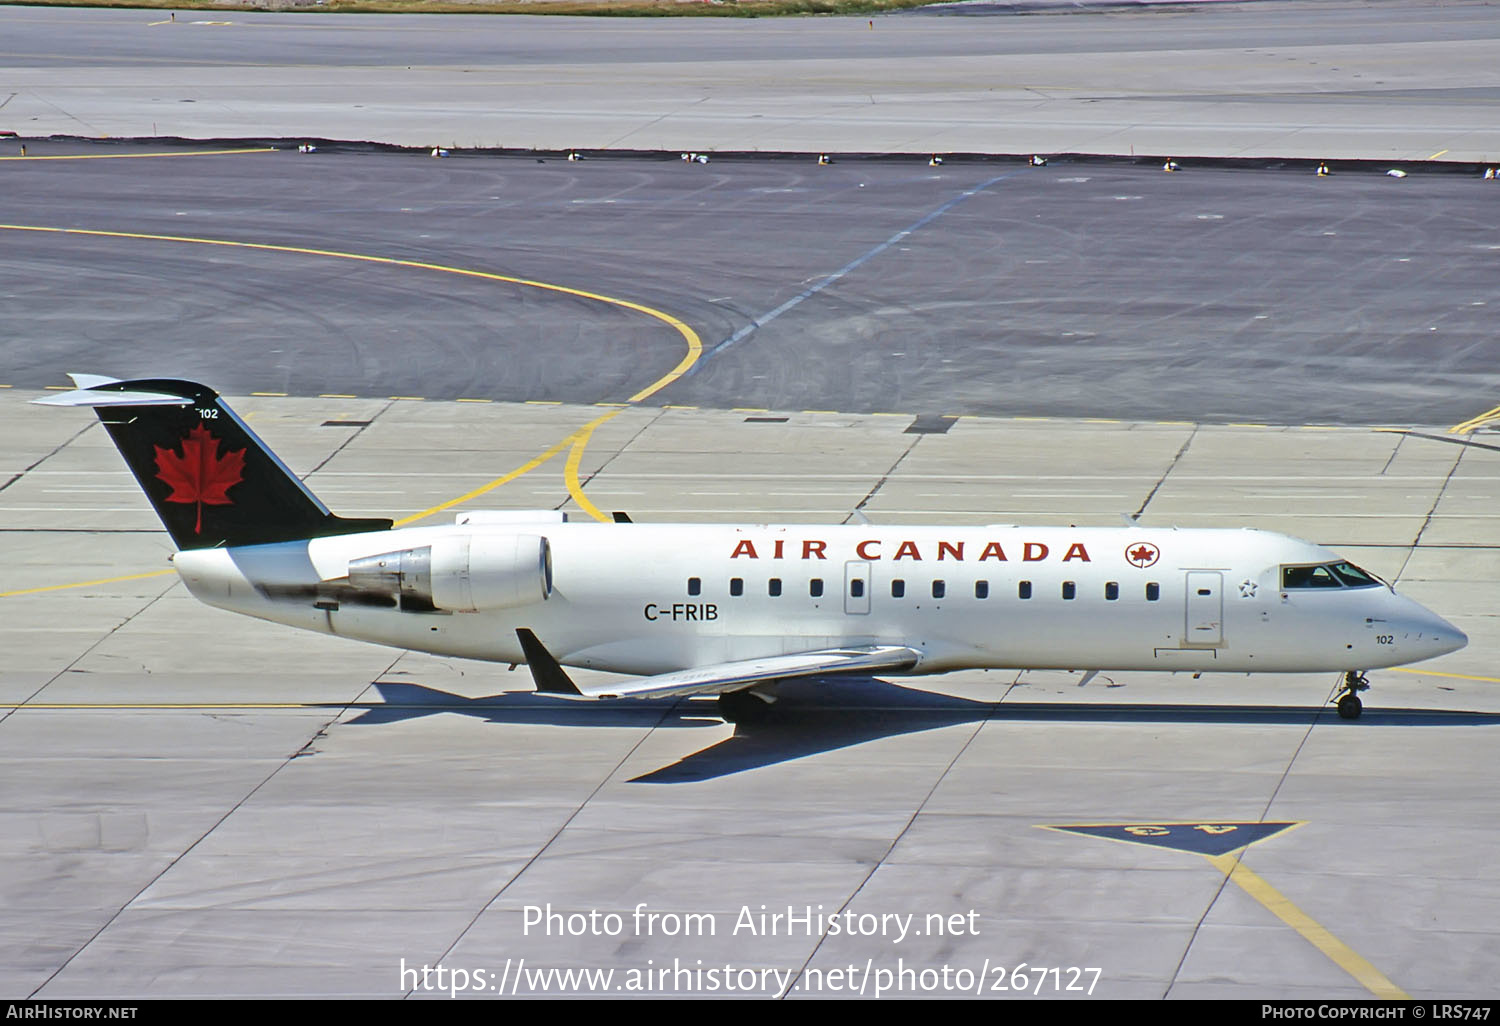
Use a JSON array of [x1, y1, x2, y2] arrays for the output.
[[516, 629, 921, 700]]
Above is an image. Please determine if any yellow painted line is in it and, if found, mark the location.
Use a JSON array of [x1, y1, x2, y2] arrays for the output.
[[0, 569, 174, 599], [732, 408, 769, 413], [1428, 149, 1449, 160], [0, 385, 11, 389], [802, 409, 839, 415], [871, 412, 909, 418], [8, 702, 528, 710], [594, 402, 630, 408], [0, 148, 276, 162], [11, 703, 308, 710], [1206, 853, 1408, 999], [0, 224, 703, 408], [663, 405, 698, 410], [1228, 422, 1271, 429], [388, 396, 425, 401], [1011, 416, 1051, 422], [390, 434, 577, 527], [1449, 403, 1500, 434], [456, 398, 492, 403], [3, 221, 703, 540], [1389, 667, 1500, 684], [251, 392, 287, 397], [564, 411, 625, 523], [319, 394, 357, 399], [525, 400, 562, 406]]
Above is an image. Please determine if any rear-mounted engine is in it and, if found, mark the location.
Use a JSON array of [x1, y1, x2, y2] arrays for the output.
[[347, 534, 552, 612]]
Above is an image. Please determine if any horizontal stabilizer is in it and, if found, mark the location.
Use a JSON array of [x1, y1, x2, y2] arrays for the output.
[[34, 387, 193, 408]]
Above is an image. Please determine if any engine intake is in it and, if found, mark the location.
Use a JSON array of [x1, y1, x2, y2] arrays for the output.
[[346, 534, 551, 612]]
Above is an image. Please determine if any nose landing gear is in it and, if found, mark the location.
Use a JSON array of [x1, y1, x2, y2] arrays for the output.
[[1334, 671, 1370, 720]]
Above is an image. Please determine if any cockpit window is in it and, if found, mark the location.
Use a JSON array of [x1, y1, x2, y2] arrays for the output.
[[1281, 562, 1384, 590], [1328, 561, 1382, 588], [1281, 564, 1342, 589]]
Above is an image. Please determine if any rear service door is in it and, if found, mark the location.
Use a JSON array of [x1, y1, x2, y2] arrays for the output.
[[1185, 571, 1224, 646]]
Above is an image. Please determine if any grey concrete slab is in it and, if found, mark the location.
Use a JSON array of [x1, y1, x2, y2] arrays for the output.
[[2, 3, 1499, 160], [2, 387, 1496, 998]]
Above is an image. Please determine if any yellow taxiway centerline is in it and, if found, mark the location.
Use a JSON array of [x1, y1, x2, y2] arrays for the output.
[[0, 569, 175, 599], [0, 148, 277, 162], [1388, 667, 1500, 684], [1449, 403, 1500, 435], [1205, 852, 1409, 999], [0, 222, 703, 594]]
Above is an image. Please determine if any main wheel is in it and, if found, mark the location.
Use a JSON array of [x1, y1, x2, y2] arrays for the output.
[[1336, 693, 1363, 720], [718, 690, 770, 725]]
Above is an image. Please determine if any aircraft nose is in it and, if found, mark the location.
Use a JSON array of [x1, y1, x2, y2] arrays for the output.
[[1433, 620, 1469, 657], [1406, 604, 1468, 659]]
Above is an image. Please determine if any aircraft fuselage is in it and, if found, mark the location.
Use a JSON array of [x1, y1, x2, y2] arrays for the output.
[[171, 522, 1466, 679]]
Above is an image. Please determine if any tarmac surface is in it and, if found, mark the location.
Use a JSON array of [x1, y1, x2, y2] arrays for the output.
[[2, 149, 1498, 425], [2, 393, 1497, 999], [2, 0, 1499, 158]]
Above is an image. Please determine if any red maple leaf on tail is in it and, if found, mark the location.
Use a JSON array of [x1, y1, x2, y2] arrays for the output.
[[154, 423, 246, 535]]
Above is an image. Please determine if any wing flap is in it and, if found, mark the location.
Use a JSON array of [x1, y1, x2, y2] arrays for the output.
[[515, 630, 921, 700]]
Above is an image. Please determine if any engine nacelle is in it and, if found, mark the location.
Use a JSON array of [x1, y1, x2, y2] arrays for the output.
[[346, 534, 551, 612]]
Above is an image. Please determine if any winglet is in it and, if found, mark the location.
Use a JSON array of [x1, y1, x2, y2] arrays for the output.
[[516, 628, 584, 697]]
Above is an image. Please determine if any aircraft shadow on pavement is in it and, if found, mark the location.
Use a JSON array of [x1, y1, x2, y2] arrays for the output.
[[339, 680, 1500, 783]]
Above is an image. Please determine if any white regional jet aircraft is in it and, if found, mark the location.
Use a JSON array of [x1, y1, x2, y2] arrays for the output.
[[39, 376, 1467, 722]]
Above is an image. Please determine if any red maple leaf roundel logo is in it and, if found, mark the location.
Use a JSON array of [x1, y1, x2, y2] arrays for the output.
[[154, 423, 246, 535], [1126, 542, 1161, 568]]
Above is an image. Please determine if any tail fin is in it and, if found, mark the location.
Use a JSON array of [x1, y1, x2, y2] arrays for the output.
[[35, 375, 392, 550]]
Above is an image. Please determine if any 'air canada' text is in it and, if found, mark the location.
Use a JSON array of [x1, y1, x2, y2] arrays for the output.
[[728, 539, 1092, 563]]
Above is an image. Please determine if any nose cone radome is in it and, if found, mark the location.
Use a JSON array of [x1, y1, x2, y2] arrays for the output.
[[1408, 604, 1468, 661]]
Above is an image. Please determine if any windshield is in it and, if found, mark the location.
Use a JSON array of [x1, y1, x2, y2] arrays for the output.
[[1281, 561, 1384, 590]]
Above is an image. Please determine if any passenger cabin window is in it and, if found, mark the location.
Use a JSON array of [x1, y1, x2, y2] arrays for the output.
[[932, 580, 946, 599], [892, 579, 906, 598], [850, 579, 865, 598], [810, 578, 824, 598], [769, 578, 782, 597], [1146, 582, 1160, 601], [1282, 562, 1383, 589], [1105, 582, 1119, 601], [975, 581, 989, 599], [730, 578, 744, 597], [1062, 581, 1076, 600], [687, 577, 701, 596], [1018, 581, 1032, 600]]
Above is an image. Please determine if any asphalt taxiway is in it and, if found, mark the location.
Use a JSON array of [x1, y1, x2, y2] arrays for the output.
[[3, 149, 1498, 425]]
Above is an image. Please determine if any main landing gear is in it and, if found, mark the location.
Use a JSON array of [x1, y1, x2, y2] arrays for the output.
[[717, 689, 775, 726], [1334, 671, 1370, 720]]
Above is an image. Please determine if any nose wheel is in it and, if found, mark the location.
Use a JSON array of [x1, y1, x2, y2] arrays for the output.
[[1334, 671, 1369, 720]]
